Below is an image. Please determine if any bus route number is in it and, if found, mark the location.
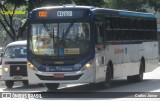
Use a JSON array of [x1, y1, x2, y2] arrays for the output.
[[38, 11, 48, 17]]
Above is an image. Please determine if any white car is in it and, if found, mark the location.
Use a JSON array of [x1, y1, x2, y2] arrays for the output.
[[1, 40, 28, 88]]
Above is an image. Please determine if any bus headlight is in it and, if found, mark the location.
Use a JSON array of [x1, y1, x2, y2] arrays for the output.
[[81, 60, 94, 71], [85, 63, 91, 69], [4, 67, 9, 73], [27, 61, 37, 71]]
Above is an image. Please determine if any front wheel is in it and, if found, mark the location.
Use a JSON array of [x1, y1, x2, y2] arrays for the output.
[[38, 83, 44, 87], [45, 83, 59, 91], [23, 80, 29, 86], [99, 65, 112, 89], [5, 81, 14, 88]]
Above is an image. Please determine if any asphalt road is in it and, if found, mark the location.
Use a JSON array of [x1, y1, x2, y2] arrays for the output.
[[0, 66, 160, 100]]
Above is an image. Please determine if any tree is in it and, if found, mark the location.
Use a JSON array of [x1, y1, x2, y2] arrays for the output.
[[28, 0, 104, 8], [147, 0, 160, 12], [0, 0, 105, 42], [104, 0, 147, 12], [0, 0, 27, 42], [104, 0, 160, 12]]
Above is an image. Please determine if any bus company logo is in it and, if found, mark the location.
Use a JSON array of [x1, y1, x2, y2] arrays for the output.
[[38, 11, 48, 17], [57, 11, 72, 17], [114, 48, 128, 54], [46, 67, 49, 71], [56, 67, 62, 71]]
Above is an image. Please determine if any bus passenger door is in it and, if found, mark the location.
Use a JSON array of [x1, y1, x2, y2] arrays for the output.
[[94, 19, 106, 83]]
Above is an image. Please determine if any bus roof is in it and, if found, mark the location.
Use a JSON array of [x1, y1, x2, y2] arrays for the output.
[[32, 5, 94, 11], [6, 40, 27, 48], [92, 8, 156, 18], [31, 5, 156, 19]]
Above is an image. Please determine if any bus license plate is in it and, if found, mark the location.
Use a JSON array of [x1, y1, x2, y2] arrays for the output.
[[53, 74, 64, 78], [13, 76, 22, 80]]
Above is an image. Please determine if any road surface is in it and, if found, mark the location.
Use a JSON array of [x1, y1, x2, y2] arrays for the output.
[[0, 66, 160, 101]]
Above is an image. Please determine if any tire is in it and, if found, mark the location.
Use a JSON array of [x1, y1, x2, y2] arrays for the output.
[[38, 83, 44, 87], [5, 81, 14, 88], [23, 80, 29, 86], [99, 65, 112, 89], [127, 61, 144, 82], [45, 83, 59, 91]]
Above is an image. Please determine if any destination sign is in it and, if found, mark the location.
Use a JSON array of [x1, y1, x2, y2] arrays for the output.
[[57, 11, 72, 17], [30, 9, 89, 20]]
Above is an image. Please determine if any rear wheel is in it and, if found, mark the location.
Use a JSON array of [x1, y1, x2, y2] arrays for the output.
[[127, 61, 144, 82], [99, 65, 112, 89], [23, 80, 29, 86], [5, 81, 14, 88], [45, 83, 59, 91]]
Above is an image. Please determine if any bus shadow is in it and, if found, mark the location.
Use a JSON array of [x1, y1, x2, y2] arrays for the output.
[[38, 79, 160, 99], [2, 79, 160, 99], [3, 84, 45, 91], [56, 79, 160, 92]]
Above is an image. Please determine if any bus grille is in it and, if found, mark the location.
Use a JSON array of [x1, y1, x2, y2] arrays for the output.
[[10, 65, 27, 77], [36, 74, 83, 80], [5, 61, 27, 65]]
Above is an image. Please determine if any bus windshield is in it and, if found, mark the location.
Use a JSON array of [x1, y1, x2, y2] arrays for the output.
[[30, 22, 90, 56]]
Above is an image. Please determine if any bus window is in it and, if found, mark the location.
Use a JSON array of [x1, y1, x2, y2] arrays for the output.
[[111, 16, 120, 29], [105, 17, 112, 29]]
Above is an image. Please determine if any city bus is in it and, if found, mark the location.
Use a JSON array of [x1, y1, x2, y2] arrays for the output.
[[27, 5, 158, 90]]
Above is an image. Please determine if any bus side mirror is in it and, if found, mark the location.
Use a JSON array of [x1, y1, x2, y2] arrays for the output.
[[95, 45, 104, 51]]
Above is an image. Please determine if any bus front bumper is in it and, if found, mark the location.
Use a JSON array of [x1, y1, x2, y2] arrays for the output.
[[27, 67, 95, 84]]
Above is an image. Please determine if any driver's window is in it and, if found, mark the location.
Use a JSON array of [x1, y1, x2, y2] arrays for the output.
[[95, 22, 104, 45], [94, 20, 105, 51]]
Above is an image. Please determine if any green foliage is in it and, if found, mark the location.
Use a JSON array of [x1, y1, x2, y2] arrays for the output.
[[104, 0, 160, 12], [147, 0, 160, 12], [0, 0, 27, 41], [28, 0, 104, 9], [7, 0, 27, 7], [1, 0, 160, 42], [104, 0, 147, 12]]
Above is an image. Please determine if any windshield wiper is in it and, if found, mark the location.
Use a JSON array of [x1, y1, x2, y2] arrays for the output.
[[43, 23, 54, 38], [61, 22, 74, 46], [63, 22, 74, 38]]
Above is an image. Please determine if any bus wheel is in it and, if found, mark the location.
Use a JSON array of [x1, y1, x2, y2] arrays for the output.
[[5, 81, 14, 88], [127, 61, 144, 82], [100, 65, 112, 89], [45, 83, 59, 91], [38, 83, 44, 87], [23, 80, 29, 86]]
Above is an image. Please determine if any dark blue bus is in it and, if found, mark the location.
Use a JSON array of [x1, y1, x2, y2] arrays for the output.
[[27, 5, 158, 90]]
